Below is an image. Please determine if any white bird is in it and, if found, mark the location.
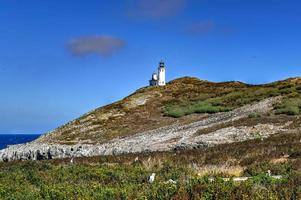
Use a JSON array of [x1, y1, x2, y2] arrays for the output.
[[267, 170, 271, 176], [148, 173, 156, 183], [70, 157, 74, 164], [134, 157, 139, 162]]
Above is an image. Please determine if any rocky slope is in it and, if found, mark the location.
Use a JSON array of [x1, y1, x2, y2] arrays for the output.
[[1, 77, 301, 162]]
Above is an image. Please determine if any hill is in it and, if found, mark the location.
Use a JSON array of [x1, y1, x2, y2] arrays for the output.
[[1, 76, 301, 162], [38, 76, 301, 144], [1, 76, 301, 199]]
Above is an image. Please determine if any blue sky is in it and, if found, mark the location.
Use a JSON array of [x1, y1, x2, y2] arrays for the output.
[[0, 0, 301, 134]]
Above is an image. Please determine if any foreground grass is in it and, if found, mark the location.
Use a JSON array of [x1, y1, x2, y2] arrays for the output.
[[0, 159, 301, 200]]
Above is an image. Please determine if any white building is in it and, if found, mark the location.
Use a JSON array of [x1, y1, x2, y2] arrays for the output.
[[149, 61, 166, 86]]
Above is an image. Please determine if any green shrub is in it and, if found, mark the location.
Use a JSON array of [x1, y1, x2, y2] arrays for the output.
[[280, 87, 295, 94], [244, 162, 293, 177], [165, 101, 231, 118], [276, 106, 300, 115], [248, 112, 261, 118], [274, 97, 301, 115]]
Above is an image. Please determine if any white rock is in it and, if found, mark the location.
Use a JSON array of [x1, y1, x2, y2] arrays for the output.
[[148, 173, 156, 183]]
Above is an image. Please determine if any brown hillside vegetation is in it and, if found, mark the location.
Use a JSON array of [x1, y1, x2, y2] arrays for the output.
[[37, 76, 301, 145]]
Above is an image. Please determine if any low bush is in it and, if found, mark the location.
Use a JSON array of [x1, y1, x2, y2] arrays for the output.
[[165, 100, 231, 118], [248, 112, 261, 118], [274, 97, 301, 115]]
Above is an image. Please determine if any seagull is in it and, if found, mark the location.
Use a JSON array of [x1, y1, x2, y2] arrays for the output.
[[148, 173, 156, 183], [70, 157, 74, 164], [134, 157, 139, 162], [267, 170, 271, 176]]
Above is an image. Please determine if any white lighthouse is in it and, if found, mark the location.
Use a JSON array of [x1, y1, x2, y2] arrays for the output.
[[149, 61, 166, 86]]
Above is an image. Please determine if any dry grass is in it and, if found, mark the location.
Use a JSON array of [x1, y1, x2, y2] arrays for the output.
[[141, 157, 163, 170], [269, 155, 290, 164], [191, 164, 245, 177]]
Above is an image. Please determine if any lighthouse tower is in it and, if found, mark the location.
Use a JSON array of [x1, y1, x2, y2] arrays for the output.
[[157, 61, 166, 86], [149, 61, 166, 86]]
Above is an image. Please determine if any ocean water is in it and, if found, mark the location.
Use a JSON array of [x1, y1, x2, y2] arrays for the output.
[[0, 134, 41, 150]]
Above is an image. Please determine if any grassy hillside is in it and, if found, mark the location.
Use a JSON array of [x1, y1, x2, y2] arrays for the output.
[[165, 77, 301, 117], [38, 77, 301, 145]]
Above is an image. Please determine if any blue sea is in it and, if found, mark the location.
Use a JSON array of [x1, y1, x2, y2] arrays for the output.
[[0, 134, 41, 150]]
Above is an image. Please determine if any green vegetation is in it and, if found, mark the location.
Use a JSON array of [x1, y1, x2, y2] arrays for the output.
[[164, 87, 280, 118], [248, 112, 261, 118], [275, 97, 301, 115], [165, 78, 301, 118], [165, 101, 231, 118], [1, 160, 301, 200]]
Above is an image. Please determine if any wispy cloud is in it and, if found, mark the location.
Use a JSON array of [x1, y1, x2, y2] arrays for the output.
[[66, 36, 126, 57], [185, 21, 236, 37], [186, 20, 215, 35], [128, 0, 185, 18]]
